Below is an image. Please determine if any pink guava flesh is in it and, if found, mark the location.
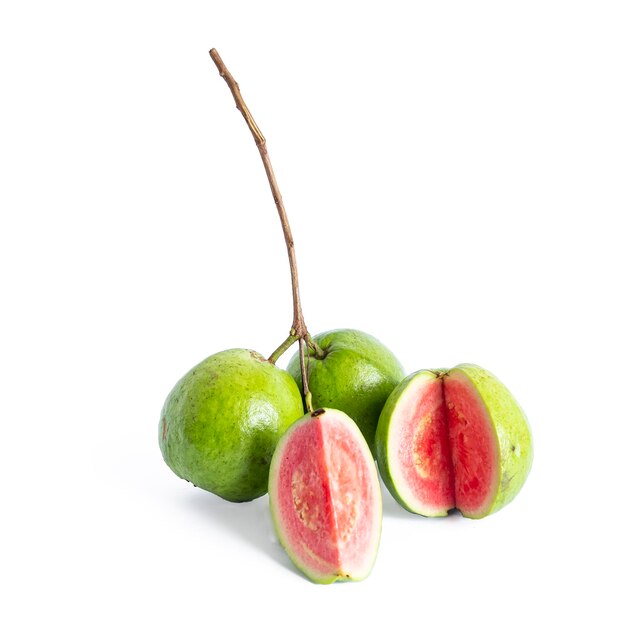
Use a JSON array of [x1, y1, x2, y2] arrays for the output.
[[272, 412, 379, 581], [397, 378, 455, 513], [443, 373, 498, 517], [398, 374, 498, 516]]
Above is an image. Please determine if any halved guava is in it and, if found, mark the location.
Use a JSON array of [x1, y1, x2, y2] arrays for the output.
[[268, 408, 382, 583], [375, 364, 532, 519]]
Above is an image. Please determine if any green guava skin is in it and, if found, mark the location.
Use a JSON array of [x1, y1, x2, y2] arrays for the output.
[[375, 364, 533, 519], [159, 348, 303, 502], [286, 329, 405, 454]]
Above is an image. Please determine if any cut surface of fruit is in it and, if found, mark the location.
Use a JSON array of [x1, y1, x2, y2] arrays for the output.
[[269, 408, 382, 584], [444, 370, 499, 517], [376, 364, 532, 518], [377, 371, 454, 516]]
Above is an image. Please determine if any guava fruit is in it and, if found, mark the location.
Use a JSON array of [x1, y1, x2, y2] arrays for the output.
[[375, 364, 533, 518], [268, 408, 382, 584], [159, 348, 303, 502], [287, 329, 404, 454]]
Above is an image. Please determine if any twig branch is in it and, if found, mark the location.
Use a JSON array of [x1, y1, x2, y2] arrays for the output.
[[209, 48, 317, 410], [268, 333, 297, 364]]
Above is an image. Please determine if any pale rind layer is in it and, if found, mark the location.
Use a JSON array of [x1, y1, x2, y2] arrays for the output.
[[268, 408, 382, 584], [450, 364, 533, 518], [375, 370, 452, 517]]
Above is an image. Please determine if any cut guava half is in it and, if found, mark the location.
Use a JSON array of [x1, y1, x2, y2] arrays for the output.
[[268, 408, 382, 583], [375, 364, 533, 519]]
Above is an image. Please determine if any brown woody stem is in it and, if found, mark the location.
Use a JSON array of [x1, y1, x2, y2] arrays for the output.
[[209, 48, 319, 411]]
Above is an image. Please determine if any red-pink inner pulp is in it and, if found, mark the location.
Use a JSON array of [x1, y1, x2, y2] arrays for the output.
[[276, 416, 376, 577], [398, 373, 497, 516]]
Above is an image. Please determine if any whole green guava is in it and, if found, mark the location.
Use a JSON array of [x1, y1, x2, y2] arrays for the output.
[[159, 348, 303, 502], [287, 329, 404, 453]]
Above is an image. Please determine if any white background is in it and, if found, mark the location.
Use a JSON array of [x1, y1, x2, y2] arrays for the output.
[[1, 1, 625, 624]]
